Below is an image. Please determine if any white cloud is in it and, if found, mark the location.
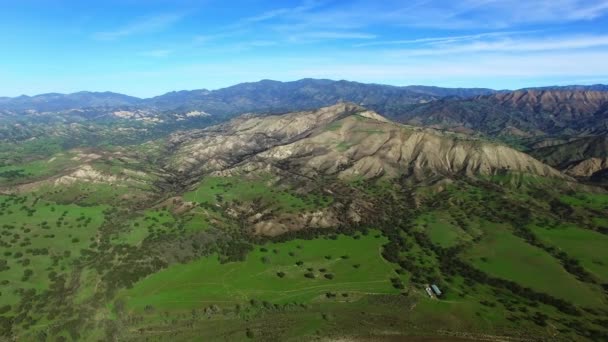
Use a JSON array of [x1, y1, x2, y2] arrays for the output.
[[240, 0, 324, 24], [395, 0, 608, 29], [288, 31, 377, 42], [385, 34, 608, 57], [282, 51, 608, 81], [93, 13, 185, 40], [140, 49, 172, 58], [354, 31, 529, 47], [96, 50, 608, 85], [569, 1, 608, 20], [255, 0, 608, 31]]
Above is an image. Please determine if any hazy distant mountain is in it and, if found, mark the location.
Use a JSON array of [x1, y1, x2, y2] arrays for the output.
[[0, 91, 142, 112], [2, 80, 607, 132], [146, 79, 497, 116], [527, 84, 608, 92], [0, 79, 497, 116], [401, 85, 502, 97]]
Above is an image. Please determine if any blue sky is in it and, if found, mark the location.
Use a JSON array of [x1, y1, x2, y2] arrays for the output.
[[1, 0, 608, 97]]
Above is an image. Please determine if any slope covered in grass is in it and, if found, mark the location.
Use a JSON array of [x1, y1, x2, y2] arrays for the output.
[[119, 231, 401, 312]]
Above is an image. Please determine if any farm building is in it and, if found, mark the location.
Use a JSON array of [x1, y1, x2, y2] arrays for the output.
[[431, 284, 442, 296]]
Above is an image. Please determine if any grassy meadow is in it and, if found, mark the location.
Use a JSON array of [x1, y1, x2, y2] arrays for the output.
[[118, 231, 401, 312]]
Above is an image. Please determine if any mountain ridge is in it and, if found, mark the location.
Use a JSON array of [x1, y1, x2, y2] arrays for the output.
[[396, 89, 608, 137], [2, 79, 604, 115], [167, 102, 567, 184]]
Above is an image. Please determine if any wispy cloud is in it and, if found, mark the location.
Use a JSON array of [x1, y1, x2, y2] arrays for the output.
[[140, 49, 173, 58], [93, 13, 185, 40], [354, 31, 528, 47], [288, 31, 377, 42], [568, 0, 608, 20], [393, 0, 608, 29], [239, 0, 323, 24], [286, 51, 608, 81], [518, 0, 608, 21], [385, 34, 608, 57], [191, 1, 376, 47], [254, 0, 608, 32]]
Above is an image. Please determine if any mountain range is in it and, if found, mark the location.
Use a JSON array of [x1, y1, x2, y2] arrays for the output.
[[396, 90, 608, 137], [2, 78, 604, 115], [3, 79, 608, 184]]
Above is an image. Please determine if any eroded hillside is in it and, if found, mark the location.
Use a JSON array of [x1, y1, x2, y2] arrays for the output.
[[166, 103, 566, 182]]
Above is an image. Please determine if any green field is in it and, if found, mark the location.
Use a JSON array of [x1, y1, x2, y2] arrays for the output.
[[531, 224, 608, 283], [118, 231, 402, 312], [465, 222, 601, 307], [417, 212, 473, 247], [561, 192, 608, 210], [0, 152, 77, 184], [0, 195, 106, 309]]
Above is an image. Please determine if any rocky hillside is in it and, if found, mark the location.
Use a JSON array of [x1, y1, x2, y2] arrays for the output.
[[167, 103, 565, 182], [487, 90, 608, 118], [531, 135, 608, 180], [396, 90, 608, 137], [158, 103, 569, 236]]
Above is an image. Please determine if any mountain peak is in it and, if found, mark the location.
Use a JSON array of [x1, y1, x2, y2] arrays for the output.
[[167, 104, 565, 183]]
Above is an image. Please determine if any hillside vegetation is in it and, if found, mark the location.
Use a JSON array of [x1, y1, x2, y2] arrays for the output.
[[0, 103, 606, 341]]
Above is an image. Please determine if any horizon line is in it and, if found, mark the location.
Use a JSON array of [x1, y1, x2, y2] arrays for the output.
[[2, 77, 608, 99]]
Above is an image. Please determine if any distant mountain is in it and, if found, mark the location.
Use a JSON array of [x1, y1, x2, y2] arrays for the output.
[[145, 79, 498, 117], [0, 79, 497, 116], [402, 85, 502, 97], [527, 84, 608, 92], [0, 91, 142, 112], [395, 90, 608, 137], [2, 81, 607, 134]]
